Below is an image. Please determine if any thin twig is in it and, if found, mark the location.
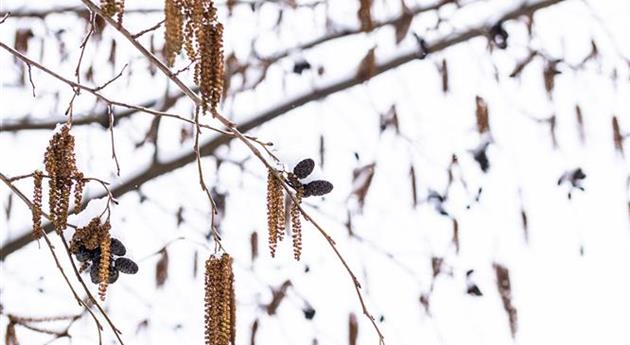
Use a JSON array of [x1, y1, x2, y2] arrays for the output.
[[0, 172, 104, 344], [132, 19, 165, 39]]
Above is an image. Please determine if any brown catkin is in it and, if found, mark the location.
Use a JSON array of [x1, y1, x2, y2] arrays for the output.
[[101, 0, 125, 20], [98, 228, 112, 301], [205, 254, 235, 345], [164, 0, 184, 66], [266, 170, 279, 257], [70, 217, 103, 253], [73, 172, 85, 214], [291, 186, 304, 260], [274, 176, 286, 242], [32, 170, 44, 240], [208, 23, 224, 111], [44, 125, 79, 234]]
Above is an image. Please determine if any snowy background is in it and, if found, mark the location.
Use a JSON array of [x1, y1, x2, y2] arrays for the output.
[[1, 0, 629, 344]]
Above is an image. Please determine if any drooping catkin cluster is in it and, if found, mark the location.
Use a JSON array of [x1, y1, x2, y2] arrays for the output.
[[290, 185, 304, 260], [266, 169, 285, 257], [358, 0, 373, 32], [204, 254, 235, 345], [265, 160, 333, 260], [69, 217, 113, 300], [100, 0, 125, 22], [163, 0, 224, 114], [43, 125, 83, 234], [32, 170, 44, 240], [70, 217, 110, 252]]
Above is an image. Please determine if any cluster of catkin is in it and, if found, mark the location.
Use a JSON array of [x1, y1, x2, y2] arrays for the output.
[[266, 170, 304, 260], [70, 217, 113, 300], [205, 254, 235, 345], [32, 125, 85, 238], [164, 0, 224, 114]]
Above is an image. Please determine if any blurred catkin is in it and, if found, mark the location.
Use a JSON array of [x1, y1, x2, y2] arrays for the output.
[[164, 0, 184, 66]]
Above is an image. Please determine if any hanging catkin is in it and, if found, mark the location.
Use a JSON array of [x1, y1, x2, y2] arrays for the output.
[[205, 254, 235, 345]]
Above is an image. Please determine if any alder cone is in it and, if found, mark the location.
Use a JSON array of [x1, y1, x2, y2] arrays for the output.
[[115, 257, 139, 274], [293, 158, 315, 179], [110, 238, 127, 256], [303, 180, 333, 197]]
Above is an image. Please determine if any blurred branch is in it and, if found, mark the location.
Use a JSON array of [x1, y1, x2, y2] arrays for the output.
[[1, 0, 460, 132], [0, 0, 567, 257], [259, 0, 457, 63], [0, 1, 322, 19]]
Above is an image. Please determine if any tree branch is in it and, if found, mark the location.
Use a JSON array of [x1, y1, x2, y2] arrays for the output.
[[0, 0, 567, 257]]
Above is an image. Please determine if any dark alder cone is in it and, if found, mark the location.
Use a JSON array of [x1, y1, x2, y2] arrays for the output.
[[76, 247, 94, 262], [110, 238, 127, 256], [293, 60, 311, 75], [109, 267, 120, 284], [490, 22, 508, 49], [474, 148, 490, 173], [303, 307, 316, 320], [89, 262, 120, 284], [467, 285, 483, 296], [90, 263, 100, 284], [303, 180, 333, 197], [293, 158, 315, 179], [115, 257, 139, 274]]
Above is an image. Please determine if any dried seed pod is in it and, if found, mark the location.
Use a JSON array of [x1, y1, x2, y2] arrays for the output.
[[32, 170, 44, 240], [293, 158, 315, 179], [110, 238, 127, 256], [205, 253, 235, 345], [115, 257, 139, 274], [291, 186, 304, 260], [98, 231, 112, 300], [303, 180, 333, 197]]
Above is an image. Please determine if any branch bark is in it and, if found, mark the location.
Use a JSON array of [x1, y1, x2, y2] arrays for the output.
[[0, 0, 567, 257], [0, 0, 458, 132]]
